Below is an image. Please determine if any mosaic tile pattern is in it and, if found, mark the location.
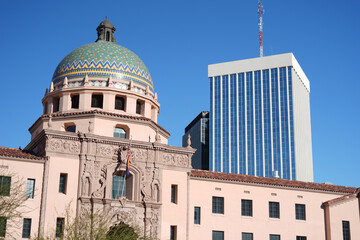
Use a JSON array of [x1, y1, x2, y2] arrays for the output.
[[52, 41, 153, 92]]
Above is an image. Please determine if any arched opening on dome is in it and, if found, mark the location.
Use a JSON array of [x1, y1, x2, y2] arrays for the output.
[[112, 171, 133, 200], [115, 96, 125, 111], [91, 93, 103, 109], [106, 31, 110, 41]]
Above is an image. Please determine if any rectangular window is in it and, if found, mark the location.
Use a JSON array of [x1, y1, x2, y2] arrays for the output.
[[296, 236, 307, 240], [136, 101, 142, 114], [342, 221, 350, 240], [270, 234, 280, 240], [241, 199, 253, 216], [242, 232, 253, 240], [171, 185, 178, 204], [194, 207, 201, 224], [170, 225, 177, 240], [0, 176, 11, 196], [71, 95, 79, 109], [26, 179, 35, 199], [91, 94, 103, 108], [22, 218, 32, 238], [115, 96, 125, 110], [269, 201, 280, 218], [212, 231, 224, 240], [0, 217, 6, 238], [295, 204, 306, 220], [53, 97, 60, 112], [212, 196, 224, 214], [59, 173, 67, 194], [56, 218, 64, 238]]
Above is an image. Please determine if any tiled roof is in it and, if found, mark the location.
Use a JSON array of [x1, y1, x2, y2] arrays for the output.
[[31, 110, 170, 136], [191, 169, 356, 194], [322, 188, 360, 206], [0, 146, 44, 160]]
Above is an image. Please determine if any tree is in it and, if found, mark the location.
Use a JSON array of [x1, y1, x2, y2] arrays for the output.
[[0, 168, 27, 239]]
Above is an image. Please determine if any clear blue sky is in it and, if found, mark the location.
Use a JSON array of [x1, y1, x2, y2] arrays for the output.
[[0, 0, 359, 187]]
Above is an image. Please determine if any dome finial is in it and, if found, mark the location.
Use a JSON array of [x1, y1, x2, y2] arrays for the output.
[[96, 18, 116, 43]]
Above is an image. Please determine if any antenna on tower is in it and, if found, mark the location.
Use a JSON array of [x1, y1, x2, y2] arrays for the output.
[[258, 1, 264, 57]]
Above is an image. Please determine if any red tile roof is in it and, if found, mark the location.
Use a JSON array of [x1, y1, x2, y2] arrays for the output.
[[322, 188, 360, 206], [0, 146, 44, 160], [191, 169, 357, 194]]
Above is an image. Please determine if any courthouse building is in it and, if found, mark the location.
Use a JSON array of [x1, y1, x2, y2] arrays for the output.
[[0, 20, 359, 240]]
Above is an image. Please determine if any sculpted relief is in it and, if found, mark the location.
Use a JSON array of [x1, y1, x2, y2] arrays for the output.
[[47, 138, 80, 154]]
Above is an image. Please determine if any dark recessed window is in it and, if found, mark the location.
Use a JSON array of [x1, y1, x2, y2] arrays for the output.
[[53, 97, 60, 112], [56, 218, 64, 238], [342, 221, 350, 240], [170, 225, 177, 240], [106, 31, 110, 41], [26, 179, 35, 199], [22, 218, 32, 238], [296, 236, 307, 240], [171, 185, 178, 204], [212, 196, 224, 214], [71, 95, 79, 109], [241, 199, 253, 217], [212, 231, 224, 240], [242, 232, 253, 240], [59, 174, 67, 194], [194, 207, 201, 224], [0, 217, 7, 238], [269, 202, 280, 218], [0, 176, 11, 196], [65, 125, 76, 133], [295, 204, 306, 220], [136, 101, 142, 114], [115, 96, 125, 110], [91, 94, 103, 108]]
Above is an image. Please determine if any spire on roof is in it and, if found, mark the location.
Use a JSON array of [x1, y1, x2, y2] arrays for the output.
[[96, 18, 116, 43]]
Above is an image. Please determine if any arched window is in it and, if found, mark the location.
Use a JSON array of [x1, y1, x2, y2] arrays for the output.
[[113, 127, 126, 138], [71, 95, 79, 109], [106, 31, 110, 41], [115, 96, 125, 110], [53, 97, 60, 112], [65, 125, 76, 133], [112, 174, 125, 199]]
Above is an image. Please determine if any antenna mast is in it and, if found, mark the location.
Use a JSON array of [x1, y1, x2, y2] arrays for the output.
[[258, 1, 264, 57]]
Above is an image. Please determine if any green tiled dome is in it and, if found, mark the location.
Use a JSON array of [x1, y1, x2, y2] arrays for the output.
[[52, 41, 153, 92]]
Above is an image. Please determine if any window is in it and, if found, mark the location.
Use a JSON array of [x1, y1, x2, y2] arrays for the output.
[[112, 174, 125, 199], [212, 231, 224, 240], [113, 127, 126, 139], [71, 95, 79, 109], [53, 97, 60, 112], [0, 176, 11, 196], [170, 225, 177, 240], [59, 174, 67, 194], [22, 218, 32, 238], [270, 234, 280, 240], [212, 196, 224, 214], [115, 96, 125, 110], [56, 218, 64, 238], [171, 185, 178, 204], [269, 202, 280, 218], [0, 217, 6, 238], [91, 94, 103, 108], [65, 125, 76, 133], [241, 199, 252, 216], [242, 232, 253, 240], [136, 101, 142, 114], [194, 207, 201, 224], [342, 221, 350, 240], [296, 236, 307, 240], [26, 179, 35, 199], [295, 204, 306, 220]]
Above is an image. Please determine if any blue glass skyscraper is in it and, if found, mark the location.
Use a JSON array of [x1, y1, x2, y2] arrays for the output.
[[209, 53, 313, 181]]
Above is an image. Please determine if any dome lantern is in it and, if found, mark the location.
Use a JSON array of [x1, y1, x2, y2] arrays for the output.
[[96, 17, 116, 43]]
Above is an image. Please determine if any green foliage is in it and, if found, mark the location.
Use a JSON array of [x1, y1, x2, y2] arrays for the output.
[[106, 223, 139, 240]]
